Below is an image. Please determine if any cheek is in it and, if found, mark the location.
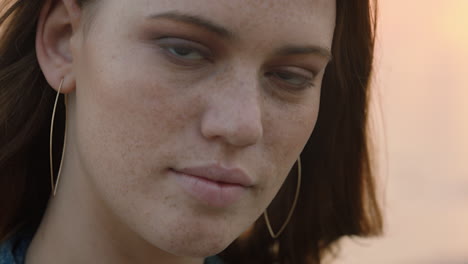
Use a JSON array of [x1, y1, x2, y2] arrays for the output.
[[72, 39, 197, 190], [269, 93, 319, 156], [260, 90, 320, 194]]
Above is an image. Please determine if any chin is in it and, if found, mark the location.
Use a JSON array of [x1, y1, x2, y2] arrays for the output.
[[167, 235, 232, 258], [143, 222, 236, 258]]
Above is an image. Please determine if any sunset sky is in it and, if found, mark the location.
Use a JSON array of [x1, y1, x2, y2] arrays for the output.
[[333, 1, 468, 263]]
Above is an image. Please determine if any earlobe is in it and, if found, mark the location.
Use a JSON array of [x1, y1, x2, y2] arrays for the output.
[[36, 0, 81, 94]]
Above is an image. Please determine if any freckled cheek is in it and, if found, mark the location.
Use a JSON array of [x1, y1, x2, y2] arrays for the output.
[[265, 105, 318, 174], [75, 53, 195, 173], [84, 50, 186, 124]]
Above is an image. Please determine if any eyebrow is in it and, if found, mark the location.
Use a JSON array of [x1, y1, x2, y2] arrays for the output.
[[273, 45, 333, 62], [146, 11, 234, 39], [147, 11, 333, 61]]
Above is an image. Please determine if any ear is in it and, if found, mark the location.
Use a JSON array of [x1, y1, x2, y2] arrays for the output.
[[36, 0, 83, 94]]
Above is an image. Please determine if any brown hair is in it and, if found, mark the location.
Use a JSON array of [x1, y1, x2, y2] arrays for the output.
[[0, 0, 382, 263]]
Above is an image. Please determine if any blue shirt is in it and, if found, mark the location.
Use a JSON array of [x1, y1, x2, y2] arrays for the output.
[[0, 226, 224, 264]]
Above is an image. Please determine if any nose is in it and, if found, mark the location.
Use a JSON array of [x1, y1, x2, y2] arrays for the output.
[[200, 77, 263, 147]]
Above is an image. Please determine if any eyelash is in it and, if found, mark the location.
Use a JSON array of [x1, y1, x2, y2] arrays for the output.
[[167, 46, 205, 59], [265, 71, 315, 91], [157, 38, 316, 90], [159, 45, 212, 67]]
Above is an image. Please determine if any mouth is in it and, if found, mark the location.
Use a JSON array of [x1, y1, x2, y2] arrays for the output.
[[169, 165, 253, 208], [174, 165, 254, 187]]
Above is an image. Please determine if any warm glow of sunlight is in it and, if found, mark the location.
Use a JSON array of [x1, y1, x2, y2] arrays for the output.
[[438, 1, 468, 51], [334, 1, 468, 263]]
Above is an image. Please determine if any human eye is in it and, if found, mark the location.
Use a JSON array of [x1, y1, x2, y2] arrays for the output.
[[265, 67, 315, 91], [166, 46, 204, 60], [156, 37, 213, 66]]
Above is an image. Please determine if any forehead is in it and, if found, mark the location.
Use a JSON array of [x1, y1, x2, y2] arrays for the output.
[[101, 0, 336, 47]]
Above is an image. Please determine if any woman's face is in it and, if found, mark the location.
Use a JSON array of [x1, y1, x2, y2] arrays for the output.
[[66, 0, 335, 257]]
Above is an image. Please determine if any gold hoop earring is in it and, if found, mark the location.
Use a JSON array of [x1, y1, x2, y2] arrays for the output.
[[50, 78, 68, 197], [263, 156, 302, 239]]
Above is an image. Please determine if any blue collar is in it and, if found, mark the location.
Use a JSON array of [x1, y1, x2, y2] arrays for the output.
[[0, 225, 34, 264], [0, 226, 223, 264]]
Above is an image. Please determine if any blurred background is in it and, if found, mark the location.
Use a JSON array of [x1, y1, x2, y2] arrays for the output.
[[332, 0, 468, 263]]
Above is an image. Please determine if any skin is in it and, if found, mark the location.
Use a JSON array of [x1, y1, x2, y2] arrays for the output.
[[27, 0, 335, 263]]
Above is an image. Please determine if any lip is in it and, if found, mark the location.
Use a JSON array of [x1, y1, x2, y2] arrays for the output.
[[170, 165, 253, 208], [175, 165, 254, 187]]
